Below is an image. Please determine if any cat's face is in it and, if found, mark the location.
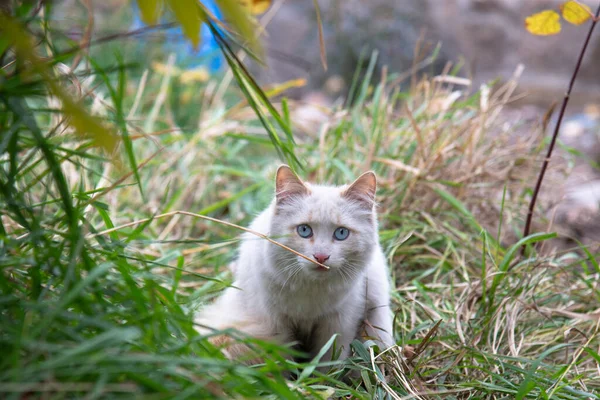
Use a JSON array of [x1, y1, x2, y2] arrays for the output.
[[268, 166, 378, 282]]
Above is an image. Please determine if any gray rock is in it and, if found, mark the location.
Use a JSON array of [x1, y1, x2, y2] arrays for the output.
[[254, 0, 449, 97], [255, 0, 600, 104]]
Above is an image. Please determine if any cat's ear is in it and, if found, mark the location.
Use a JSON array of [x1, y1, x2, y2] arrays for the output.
[[342, 171, 377, 209], [275, 165, 309, 205]]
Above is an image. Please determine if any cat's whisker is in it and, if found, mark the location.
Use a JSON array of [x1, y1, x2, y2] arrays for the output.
[[274, 264, 292, 275], [274, 262, 300, 279], [341, 261, 364, 282], [339, 269, 351, 286], [278, 264, 303, 296], [338, 264, 355, 286], [272, 257, 302, 279]]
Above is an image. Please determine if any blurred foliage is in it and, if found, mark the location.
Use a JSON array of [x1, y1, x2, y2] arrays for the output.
[[0, 13, 119, 154], [135, 0, 270, 51]]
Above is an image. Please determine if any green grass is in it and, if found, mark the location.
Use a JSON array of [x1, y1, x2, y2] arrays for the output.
[[1, 4, 600, 399]]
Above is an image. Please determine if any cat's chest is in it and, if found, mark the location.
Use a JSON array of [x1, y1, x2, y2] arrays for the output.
[[266, 275, 365, 319]]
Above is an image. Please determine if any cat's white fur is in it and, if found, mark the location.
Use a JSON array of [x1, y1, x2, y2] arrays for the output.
[[196, 166, 394, 361]]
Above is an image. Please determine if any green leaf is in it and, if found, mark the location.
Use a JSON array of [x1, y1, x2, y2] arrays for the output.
[[515, 343, 572, 400], [297, 334, 338, 382], [574, 238, 600, 274], [197, 182, 262, 215], [89, 56, 143, 198], [488, 231, 557, 306], [351, 339, 371, 362], [498, 232, 557, 273], [210, 22, 301, 169], [32, 262, 115, 338], [433, 187, 500, 247]]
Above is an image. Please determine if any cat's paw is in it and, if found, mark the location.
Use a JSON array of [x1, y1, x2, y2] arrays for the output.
[[209, 334, 264, 365]]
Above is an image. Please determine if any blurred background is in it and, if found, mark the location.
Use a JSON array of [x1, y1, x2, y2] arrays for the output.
[[51, 0, 600, 248], [54, 0, 600, 103]]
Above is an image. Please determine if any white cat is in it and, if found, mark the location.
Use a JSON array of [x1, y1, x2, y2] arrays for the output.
[[196, 165, 394, 362]]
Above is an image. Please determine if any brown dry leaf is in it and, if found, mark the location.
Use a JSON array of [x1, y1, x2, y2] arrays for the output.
[[560, 0, 592, 25], [525, 9, 562, 35]]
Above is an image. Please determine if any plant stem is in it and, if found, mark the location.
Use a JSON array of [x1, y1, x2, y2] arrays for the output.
[[522, 3, 600, 251]]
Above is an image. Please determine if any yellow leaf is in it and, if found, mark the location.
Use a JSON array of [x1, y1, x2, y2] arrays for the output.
[[215, 0, 261, 54], [167, 0, 202, 48], [238, 0, 271, 15], [137, 0, 163, 25], [61, 99, 118, 154], [525, 10, 562, 35], [180, 67, 210, 84], [263, 78, 306, 97], [560, 1, 592, 25], [151, 61, 182, 75]]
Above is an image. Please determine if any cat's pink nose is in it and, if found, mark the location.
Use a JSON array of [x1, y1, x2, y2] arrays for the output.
[[313, 253, 330, 264]]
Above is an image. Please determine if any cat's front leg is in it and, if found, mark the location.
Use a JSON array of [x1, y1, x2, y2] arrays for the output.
[[310, 312, 360, 365], [363, 302, 395, 350], [364, 252, 395, 350]]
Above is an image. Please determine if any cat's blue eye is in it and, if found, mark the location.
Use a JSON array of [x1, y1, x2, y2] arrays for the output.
[[297, 224, 313, 238], [334, 227, 350, 241]]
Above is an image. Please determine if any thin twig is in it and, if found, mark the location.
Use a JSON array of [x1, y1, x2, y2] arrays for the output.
[[82, 147, 164, 208], [127, 69, 148, 120], [404, 105, 426, 165], [70, 0, 93, 70], [145, 53, 176, 134], [522, 3, 600, 252], [89, 210, 330, 269], [311, 0, 327, 71]]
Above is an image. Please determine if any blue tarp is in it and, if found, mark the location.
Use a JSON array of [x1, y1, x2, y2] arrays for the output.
[[131, 0, 224, 72]]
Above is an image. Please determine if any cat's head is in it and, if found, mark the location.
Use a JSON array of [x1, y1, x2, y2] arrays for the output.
[[268, 165, 379, 281]]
